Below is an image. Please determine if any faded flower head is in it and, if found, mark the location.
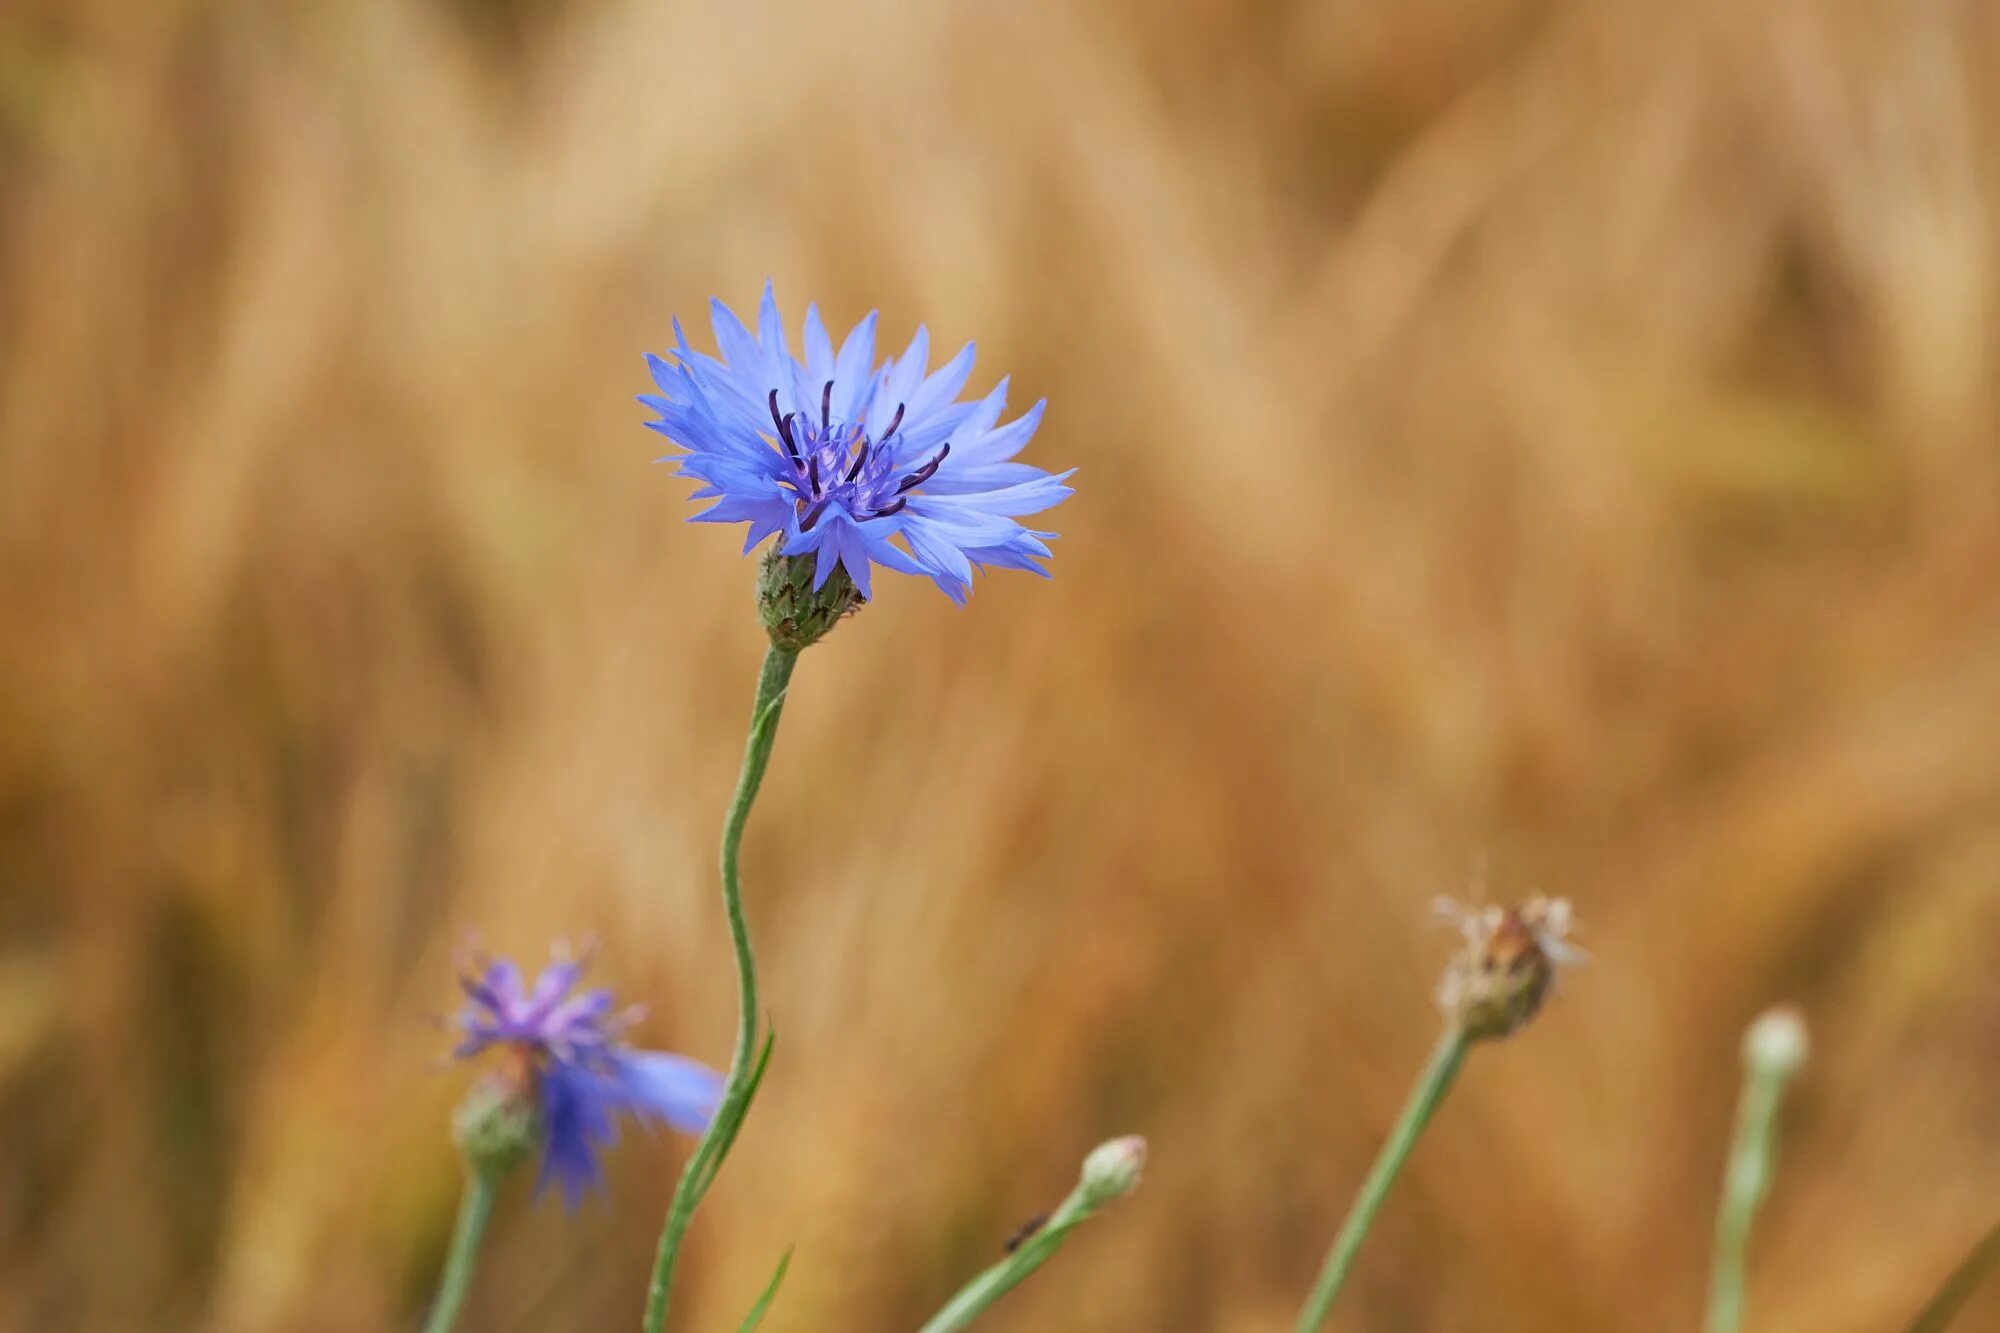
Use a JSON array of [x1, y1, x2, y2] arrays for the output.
[[640, 283, 1072, 605], [451, 945, 722, 1207], [1434, 896, 1584, 1042]]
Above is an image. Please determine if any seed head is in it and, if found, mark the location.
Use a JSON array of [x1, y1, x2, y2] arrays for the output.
[[1434, 896, 1583, 1042]]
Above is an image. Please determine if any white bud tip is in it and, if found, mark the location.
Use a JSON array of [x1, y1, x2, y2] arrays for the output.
[[1079, 1135, 1148, 1203], [1743, 1005, 1809, 1074]]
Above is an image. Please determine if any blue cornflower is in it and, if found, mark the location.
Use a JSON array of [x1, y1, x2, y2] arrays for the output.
[[640, 283, 1073, 603], [452, 947, 722, 1207]]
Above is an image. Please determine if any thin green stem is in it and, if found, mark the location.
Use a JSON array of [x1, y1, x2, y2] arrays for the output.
[[643, 644, 798, 1333], [1705, 1015, 1806, 1333], [1295, 1029, 1470, 1333], [422, 1170, 499, 1333], [917, 1187, 1103, 1332]]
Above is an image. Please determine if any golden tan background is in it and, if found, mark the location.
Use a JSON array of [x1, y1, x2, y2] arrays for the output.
[[3, 0, 1999, 1329]]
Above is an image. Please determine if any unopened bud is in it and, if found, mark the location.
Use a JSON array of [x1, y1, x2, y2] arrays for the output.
[[1435, 896, 1582, 1043], [1743, 1006, 1808, 1076], [1078, 1135, 1147, 1207], [757, 547, 863, 651], [452, 1072, 539, 1180]]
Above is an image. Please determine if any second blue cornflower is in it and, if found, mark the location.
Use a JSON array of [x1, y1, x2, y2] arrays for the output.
[[452, 947, 722, 1207]]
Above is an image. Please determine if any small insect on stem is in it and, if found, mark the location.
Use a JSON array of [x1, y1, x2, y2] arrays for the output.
[[1003, 1212, 1049, 1254]]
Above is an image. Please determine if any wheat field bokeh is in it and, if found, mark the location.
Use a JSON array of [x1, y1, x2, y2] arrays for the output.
[[4, 1, 1999, 1330]]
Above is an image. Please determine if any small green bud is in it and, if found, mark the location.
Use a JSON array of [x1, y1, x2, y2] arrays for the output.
[[452, 1073, 538, 1180], [1078, 1135, 1147, 1207], [757, 546, 863, 651]]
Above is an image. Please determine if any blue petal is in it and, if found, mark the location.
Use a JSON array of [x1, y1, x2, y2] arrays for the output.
[[899, 341, 976, 426], [830, 522, 871, 600], [960, 398, 1046, 465], [921, 461, 1054, 496], [902, 518, 975, 589], [526, 958, 582, 1010], [802, 303, 835, 382], [920, 468, 1074, 518], [537, 1063, 618, 1209], [830, 312, 878, 423], [755, 280, 790, 375], [896, 375, 1005, 455], [479, 959, 524, 1009], [645, 353, 678, 393], [812, 530, 842, 590], [610, 1051, 725, 1136], [854, 522, 927, 578], [709, 297, 765, 379], [871, 326, 930, 436]]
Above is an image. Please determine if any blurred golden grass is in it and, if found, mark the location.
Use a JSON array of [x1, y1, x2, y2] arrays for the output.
[[3, 0, 1999, 1329]]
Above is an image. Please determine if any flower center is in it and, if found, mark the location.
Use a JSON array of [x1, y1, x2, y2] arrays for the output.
[[769, 385, 949, 531]]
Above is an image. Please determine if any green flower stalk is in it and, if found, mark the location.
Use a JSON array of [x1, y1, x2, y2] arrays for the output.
[[642, 636, 798, 1333], [918, 1136, 1148, 1333], [1294, 897, 1581, 1333], [1704, 1006, 1808, 1333], [422, 1075, 538, 1333]]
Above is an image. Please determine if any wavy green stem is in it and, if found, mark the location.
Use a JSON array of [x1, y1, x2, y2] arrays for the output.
[[422, 1170, 498, 1333], [642, 644, 798, 1333], [1295, 1029, 1470, 1333]]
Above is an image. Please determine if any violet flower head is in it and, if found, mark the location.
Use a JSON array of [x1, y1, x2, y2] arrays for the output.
[[640, 283, 1073, 603], [452, 946, 722, 1207]]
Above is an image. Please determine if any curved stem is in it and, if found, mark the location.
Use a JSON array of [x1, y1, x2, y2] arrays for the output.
[[643, 644, 798, 1333], [1295, 1029, 1470, 1333], [917, 1184, 1105, 1332], [422, 1170, 499, 1333]]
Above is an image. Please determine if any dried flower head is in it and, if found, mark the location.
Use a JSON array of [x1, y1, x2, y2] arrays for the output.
[[1433, 896, 1583, 1042], [451, 944, 722, 1207], [641, 283, 1072, 604]]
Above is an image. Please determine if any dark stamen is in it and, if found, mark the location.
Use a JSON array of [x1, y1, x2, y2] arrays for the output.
[[799, 496, 831, 531], [894, 442, 951, 494], [844, 441, 871, 483], [768, 390, 800, 462], [820, 381, 833, 432], [808, 455, 821, 495], [881, 402, 906, 443], [864, 497, 908, 520]]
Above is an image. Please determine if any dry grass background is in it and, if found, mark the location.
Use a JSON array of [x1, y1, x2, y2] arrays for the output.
[[3, 0, 1999, 1329]]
